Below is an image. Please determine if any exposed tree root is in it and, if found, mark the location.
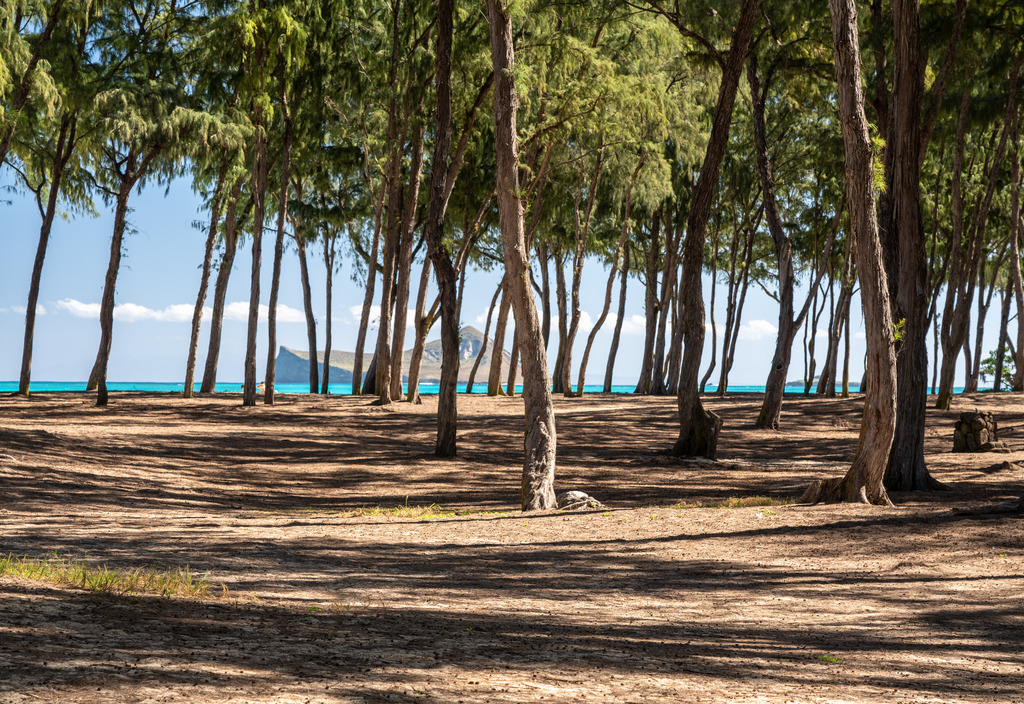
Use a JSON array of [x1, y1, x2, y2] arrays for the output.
[[948, 497, 1023, 517]]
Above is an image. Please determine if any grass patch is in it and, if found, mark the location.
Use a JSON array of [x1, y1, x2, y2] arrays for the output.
[[818, 655, 845, 664], [671, 496, 795, 509], [0, 553, 217, 598]]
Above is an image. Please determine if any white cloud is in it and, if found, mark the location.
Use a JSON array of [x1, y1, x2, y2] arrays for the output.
[[612, 313, 647, 336], [8, 304, 45, 315], [854, 331, 866, 340], [737, 319, 779, 341], [224, 301, 306, 324], [53, 298, 308, 324], [349, 304, 380, 325], [56, 298, 101, 318]]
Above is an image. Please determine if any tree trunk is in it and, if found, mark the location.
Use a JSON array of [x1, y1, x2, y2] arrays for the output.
[[672, 0, 759, 455], [184, 159, 228, 399], [352, 186, 385, 395], [604, 249, 630, 393], [802, 0, 896, 505], [487, 285, 511, 396], [700, 227, 719, 393], [506, 334, 519, 396], [486, 0, 557, 511], [200, 185, 243, 393], [90, 179, 133, 407], [466, 278, 503, 393], [552, 251, 568, 394], [389, 121, 427, 401], [19, 113, 73, 397], [994, 284, 1012, 391], [749, 54, 798, 429], [293, 233, 319, 393], [883, 0, 943, 491], [405, 258, 433, 405], [243, 126, 270, 407], [1009, 133, 1024, 392], [321, 234, 337, 394], [264, 104, 294, 404], [424, 0, 460, 452], [634, 211, 661, 393], [576, 156, 643, 396], [375, 1, 405, 406]]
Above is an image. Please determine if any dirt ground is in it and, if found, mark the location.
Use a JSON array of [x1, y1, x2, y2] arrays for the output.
[[1, 390, 1022, 704]]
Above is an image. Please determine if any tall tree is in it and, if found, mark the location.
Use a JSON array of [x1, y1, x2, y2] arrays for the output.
[[486, 0, 557, 511]]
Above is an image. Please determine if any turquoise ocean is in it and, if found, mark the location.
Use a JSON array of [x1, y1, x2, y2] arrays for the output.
[[0, 381, 862, 395]]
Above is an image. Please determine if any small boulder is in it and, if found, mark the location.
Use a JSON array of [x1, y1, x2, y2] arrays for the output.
[[557, 491, 605, 510]]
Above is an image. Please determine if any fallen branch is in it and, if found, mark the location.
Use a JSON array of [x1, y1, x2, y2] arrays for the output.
[[948, 497, 1023, 516]]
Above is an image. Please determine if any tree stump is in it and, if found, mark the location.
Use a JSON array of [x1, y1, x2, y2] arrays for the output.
[[952, 411, 1010, 453]]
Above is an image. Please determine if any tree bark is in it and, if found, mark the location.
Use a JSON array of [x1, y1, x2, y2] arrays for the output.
[[749, 54, 798, 429], [293, 232, 319, 393], [405, 258, 433, 405], [672, 0, 759, 456], [802, 0, 896, 506], [486, 0, 557, 511], [466, 277, 503, 393], [19, 113, 73, 397], [184, 158, 228, 399], [200, 184, 243, 393], [352, 185, 385, 395], [487, 285, 511, 396], [243, 124, 269, 407], [321, 233, 337, 394], [634, 210, 661, 393], [604, 249, 630, 393]]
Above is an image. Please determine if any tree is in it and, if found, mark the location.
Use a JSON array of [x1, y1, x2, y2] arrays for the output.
[[801, 0, 896, 506], [485, 0, 556, 511]]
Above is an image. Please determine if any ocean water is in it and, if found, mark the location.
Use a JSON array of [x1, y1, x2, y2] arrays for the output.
[[0, 381, 864, 395]]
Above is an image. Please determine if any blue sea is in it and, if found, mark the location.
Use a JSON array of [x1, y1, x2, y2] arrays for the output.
[[0, 381, 863, 395]]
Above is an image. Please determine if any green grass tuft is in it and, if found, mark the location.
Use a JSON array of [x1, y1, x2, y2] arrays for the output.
[[0, 553, 216, 598]]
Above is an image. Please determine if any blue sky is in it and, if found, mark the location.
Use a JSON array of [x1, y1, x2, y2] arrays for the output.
[[0, 171, 990, 388]]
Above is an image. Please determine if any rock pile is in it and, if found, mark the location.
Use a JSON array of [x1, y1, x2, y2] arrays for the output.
[[952, 411, 1010, 453]]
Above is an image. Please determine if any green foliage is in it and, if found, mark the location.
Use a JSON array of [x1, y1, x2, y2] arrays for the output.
[[980, 348, 1015, 383]]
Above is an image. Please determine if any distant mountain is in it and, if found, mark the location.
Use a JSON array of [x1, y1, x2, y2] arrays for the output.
[[275, 325, 512, 385]]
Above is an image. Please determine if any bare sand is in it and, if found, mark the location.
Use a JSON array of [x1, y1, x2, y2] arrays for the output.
[[1, 390, 1022, 703]]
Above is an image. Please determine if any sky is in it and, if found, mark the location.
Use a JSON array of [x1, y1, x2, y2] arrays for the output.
[[0, 171, 995, 389]]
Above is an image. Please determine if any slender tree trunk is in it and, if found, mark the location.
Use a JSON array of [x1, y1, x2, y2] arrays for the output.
[[352, 187, 385, 395], [184, 159, 228, 399], [700, 228, 719, 393], [405, 258, 433, 405], [552, 252, 568, 393], [488, 286, 511, 396], [487, 0, 557, 510], [423, 0, 460, 451], [389, 122, 427, 400], [576, 156, 643, 396], [634, 211, 661, 393], [90, 179, 133, 407], [264, 109, 293, 404], [321, 235, 337, 394], [19, 113, 73, 397], [506, 334, 519, 396], [802, 0, 896, 505], [466, 278, 503, 393], [292, 233, 319, 393], [749, 54, 798, 429], [200, 186, 243, 393], [538, 242, 552, 348], [1009, 135, 1024, 392], [994, 285, 1012, 391], [243, 128, 270, 407], [604, 249, 630, 393]]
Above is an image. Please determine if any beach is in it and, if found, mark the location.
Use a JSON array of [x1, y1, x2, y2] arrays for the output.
[[1, 391, 1022, 703]]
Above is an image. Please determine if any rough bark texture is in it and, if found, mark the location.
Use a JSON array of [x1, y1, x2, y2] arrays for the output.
[[243, 127, 269, 408], [264, 118, 292, 405], [183, 160, 227, 399], [90, 181, 132, 407], [19, 114, 73, 397], [883, 0, 943, 492], [802, 0, 896, 506], [487, 0, 557, 511], [291, 231, 319, 393], [749, 56, 797, 430], [604, 249, 630, 393], [672, 0, 759, 456], [200, 184, 243, 394]]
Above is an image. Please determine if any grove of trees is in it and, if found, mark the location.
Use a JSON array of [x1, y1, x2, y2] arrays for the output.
[[4, 0, 1024, 509]]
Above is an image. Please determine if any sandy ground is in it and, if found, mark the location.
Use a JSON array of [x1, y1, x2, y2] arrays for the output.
[[0, 390, 1022, 704]]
